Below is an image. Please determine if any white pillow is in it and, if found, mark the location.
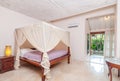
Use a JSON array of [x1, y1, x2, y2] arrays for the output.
[[20, 48, 36, 57]]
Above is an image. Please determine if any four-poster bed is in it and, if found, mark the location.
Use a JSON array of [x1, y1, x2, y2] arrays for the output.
[[14, 21, 71, 81]]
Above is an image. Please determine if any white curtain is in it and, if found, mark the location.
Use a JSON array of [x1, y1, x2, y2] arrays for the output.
[[14, 29, 26, 69], [104, 30, 114, 57]]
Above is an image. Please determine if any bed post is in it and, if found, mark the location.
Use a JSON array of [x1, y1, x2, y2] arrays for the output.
[[41, 52, 46, 81], [41, 67, 45, 81], [68, 47, 71, 64]]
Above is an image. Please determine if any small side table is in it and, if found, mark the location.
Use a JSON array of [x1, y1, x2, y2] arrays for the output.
[[0, 56, 14, 73], [106, 58, 120, 81], [118, 69, 120, 77]]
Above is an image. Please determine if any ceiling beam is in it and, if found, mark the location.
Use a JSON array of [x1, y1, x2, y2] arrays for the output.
[[50, 3, 116, 22]]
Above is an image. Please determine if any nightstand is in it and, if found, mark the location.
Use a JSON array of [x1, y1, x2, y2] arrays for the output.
[[0, 56, 14, 73]]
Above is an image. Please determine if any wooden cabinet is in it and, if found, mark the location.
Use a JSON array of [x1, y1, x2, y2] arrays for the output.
[[0, 56, 14, 73]]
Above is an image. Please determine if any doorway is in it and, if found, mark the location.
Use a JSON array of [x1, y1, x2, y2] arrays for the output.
[[90, 32, 105, 56], [86, 14, 115, 64], [87, 32, 105, 64]]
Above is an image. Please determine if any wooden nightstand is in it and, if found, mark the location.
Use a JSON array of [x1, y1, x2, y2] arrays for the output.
[[0, 56, 14, 73]]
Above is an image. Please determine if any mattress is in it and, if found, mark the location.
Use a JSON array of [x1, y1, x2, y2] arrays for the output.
[[20, 49, 68, 62]]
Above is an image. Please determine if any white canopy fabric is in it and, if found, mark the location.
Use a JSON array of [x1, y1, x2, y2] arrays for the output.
[[14, 21, 70, 78]]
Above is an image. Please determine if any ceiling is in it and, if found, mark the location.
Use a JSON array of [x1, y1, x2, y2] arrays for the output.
[[0, 0, 116, 21]]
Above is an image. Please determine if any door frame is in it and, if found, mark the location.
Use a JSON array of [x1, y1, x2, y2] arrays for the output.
[[90, 31, 105, 55]]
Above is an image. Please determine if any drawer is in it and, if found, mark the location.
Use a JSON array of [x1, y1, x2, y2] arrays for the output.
[[0, 56, 14, 73], [2, 61, 14, 69], [1, 66, 14, 73], [1, 57, 14, 62]]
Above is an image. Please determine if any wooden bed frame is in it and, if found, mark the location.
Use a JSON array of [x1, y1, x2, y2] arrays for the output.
[[20, 47, 71, 81]]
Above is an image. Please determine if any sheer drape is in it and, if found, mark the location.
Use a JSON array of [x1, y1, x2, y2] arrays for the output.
[[104, 30, 114, 57], [14, 29, 26, 69]]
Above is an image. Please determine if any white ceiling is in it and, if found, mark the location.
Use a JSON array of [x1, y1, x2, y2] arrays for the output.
[[0, 0, 116, 21]]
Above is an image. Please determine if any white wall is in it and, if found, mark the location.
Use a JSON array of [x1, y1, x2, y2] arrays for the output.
[[0, 6, 40, 56], [116, 0, 120, 58], [51, 6, 115, 60]]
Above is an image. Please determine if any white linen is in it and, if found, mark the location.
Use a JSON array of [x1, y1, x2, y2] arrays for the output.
[[20, 48, 36, 57]]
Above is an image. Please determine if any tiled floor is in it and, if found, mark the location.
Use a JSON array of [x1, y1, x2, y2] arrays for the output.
[[89, 55, 104, 64], [0, 56, 120, 81]]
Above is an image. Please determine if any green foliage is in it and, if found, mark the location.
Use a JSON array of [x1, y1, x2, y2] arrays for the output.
[[91, 34, 104, 51]]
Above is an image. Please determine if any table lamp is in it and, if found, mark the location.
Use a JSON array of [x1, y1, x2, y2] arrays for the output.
[[5, 45, 12, 57]]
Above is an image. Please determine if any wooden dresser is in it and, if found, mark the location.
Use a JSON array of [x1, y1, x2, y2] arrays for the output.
[[0, 56, 14, 73]]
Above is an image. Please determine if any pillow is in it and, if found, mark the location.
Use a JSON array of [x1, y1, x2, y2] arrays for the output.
[[20, 48, 36, 54]]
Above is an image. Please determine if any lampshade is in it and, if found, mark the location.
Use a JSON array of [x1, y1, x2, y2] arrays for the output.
[[5, 45, 12, 57]]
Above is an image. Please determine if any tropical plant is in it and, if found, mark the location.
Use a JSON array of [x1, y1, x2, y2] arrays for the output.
[[91, 34, 104, 51]]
